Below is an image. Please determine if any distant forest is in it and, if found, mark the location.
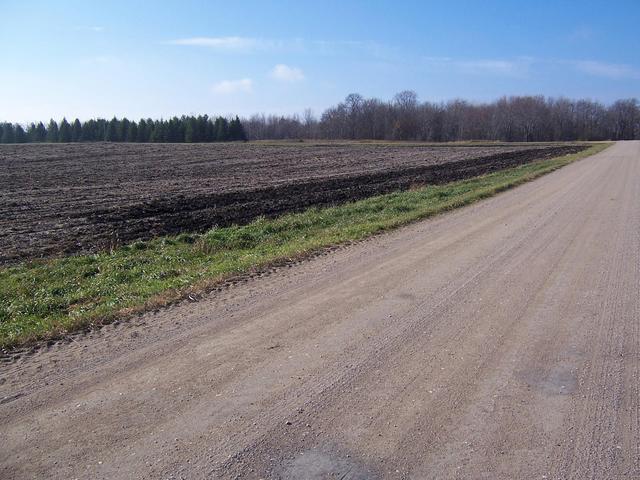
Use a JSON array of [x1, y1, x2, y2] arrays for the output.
[[244, 93, 640, 142], [1, 93, 639, 144], [0, 115, 247, 144]]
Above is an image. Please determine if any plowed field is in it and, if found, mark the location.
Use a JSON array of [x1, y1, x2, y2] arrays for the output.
[[0, 142, 586, 264]]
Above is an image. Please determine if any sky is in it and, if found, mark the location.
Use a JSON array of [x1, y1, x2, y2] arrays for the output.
[[1, 0, 639, 123]]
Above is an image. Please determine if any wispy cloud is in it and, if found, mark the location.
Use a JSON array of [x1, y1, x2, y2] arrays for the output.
[[572, 60, 640, 79], [211, 78, 253, 94], [167, 36, 303, 53], [170, 36, 259, 51], [75, 26, 105, 33], [456, 59, 531, 76], [312, 40, 396, 58], [170, 35, 640, 84], [422, 56, 532, 77], [167, 36, 389, 57], [424, 56, 640, 80], [270, 64, 304, 82]]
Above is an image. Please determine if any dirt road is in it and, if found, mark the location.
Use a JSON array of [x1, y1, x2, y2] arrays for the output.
[[1, 141, 638, 479]]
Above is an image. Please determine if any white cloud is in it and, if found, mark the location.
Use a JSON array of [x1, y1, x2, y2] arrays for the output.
[[420, 56, 640, 80], [422, 56, 532, 77], [312, 40, 395, 58], [270, 64, 305, 82], [573, 60, 640, 80], [169, 36, 260, 51], [211, 78, 253, 94], [75, 26, 104, 32], [456, 59, 527, 76], [168, 36, 393, 58], [167, 36, 303, 53]]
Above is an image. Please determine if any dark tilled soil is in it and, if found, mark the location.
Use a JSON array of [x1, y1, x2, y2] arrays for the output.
[[0, 142, 586, 264]]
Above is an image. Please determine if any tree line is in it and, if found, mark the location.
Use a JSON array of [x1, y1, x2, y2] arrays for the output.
[[0, 115, 247, 144], [2, 94, 639, 144], [244, 93, 640, 142]]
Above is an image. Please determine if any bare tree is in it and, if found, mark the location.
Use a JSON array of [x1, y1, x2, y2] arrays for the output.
[[238, 93, 639, 142]]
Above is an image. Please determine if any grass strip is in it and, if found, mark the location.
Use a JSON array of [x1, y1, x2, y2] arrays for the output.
[[0, 143, 610, 349]]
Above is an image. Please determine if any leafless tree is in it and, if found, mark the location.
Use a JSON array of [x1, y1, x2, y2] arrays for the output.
[[241, 93, 639, 142]]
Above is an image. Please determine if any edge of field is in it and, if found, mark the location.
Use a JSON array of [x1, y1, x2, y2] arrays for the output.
[[0, 143, 611, 351]]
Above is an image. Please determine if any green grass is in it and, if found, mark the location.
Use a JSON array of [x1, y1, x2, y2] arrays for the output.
[[0, 143, 610, 349]]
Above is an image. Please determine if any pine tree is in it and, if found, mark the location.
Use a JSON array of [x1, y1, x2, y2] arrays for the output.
[[185, 117, 197, 143], [228, 116, 247, 141], [14, 125, 27, 143], [105, 117, 120, 141], [96, 119, 107, 141], [197, 115, 208, 141], [136, 119, 148, 142], [35, 122, 47, 142], [120, 118, 130, 141], [228, 117, 237, 141], [1, 123, 15, 143], [167, 118, 180, 142], [126, 122, 138, 142], [71, 119, 82, 142], [150, 121, 167, 142], [206, 118, 215, 142], [81, 120, 95, 141], [0, 114, 248, 143], [238, 118, 247, 141], [46, 119, 59, 142], [215, 117, 229, 141], [27, 123, 38, 142], [58, 118, 72, 142], [157, 121, 168, 142]]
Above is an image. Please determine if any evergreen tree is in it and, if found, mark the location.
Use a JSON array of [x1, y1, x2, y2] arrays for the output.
[[167, 118, 181, 142], [1, 123, 15, 143], [228, 116, 247, 141], [58, 118, 72, 143], [197, 115, 208, 141], [136, 119, 148, 142], [35, 122, 47, 142], [206, 118, 215, 142], [126, 122, 138, 142], [0, 114, 249, 143], [105, 117, 120, 141], [214, 117, 229, 141], [81, 120, 95, 141], [96, 119, 108, 141], [150, 120, 167, 142], [158, 121, 168, 142], [149, 124, 158, 142], [71, 119, 82, 142], [27, 123, 38, 142], [14, 124, 27, 143], [46, 119, 59, 142], [237, 118, 247, 141], [120, 118, 130, 141], [184, 117, 197, 143], [228, 117, 237, 140]]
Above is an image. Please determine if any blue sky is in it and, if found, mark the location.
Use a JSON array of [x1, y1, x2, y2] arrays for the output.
[[1, 0, 639, 122]]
